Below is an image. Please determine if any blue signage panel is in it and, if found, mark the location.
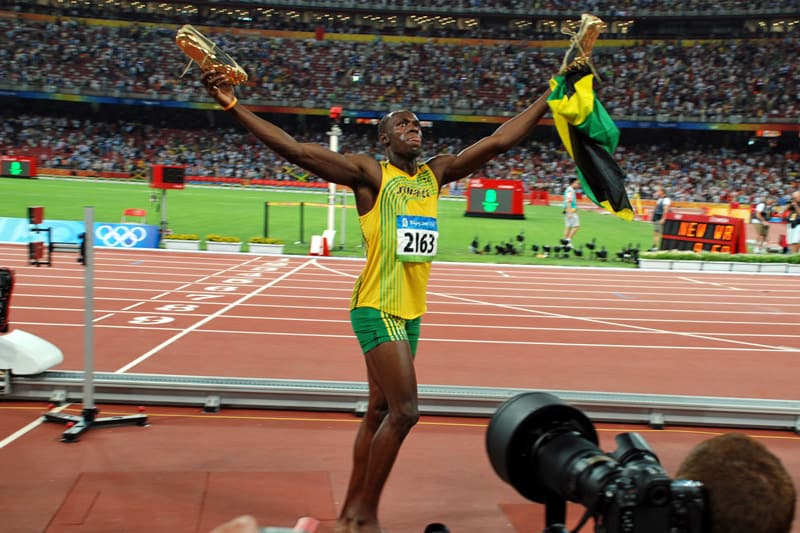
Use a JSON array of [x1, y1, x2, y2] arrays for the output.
[[93, 223, 161, 248], [0, 218, 160, 249]]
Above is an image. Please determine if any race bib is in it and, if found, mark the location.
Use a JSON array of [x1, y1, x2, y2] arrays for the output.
[[396, 215, 438, 262]]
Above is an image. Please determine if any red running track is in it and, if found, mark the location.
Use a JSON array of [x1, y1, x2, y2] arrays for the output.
[[2, 244, 798, 398], [0, 244, 798, 533]]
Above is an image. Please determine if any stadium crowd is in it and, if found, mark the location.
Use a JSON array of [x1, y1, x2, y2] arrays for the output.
[[3, 0, 798, 37], [1, 6, 798, 208], [2, 111, 798, 206], [1, 17, 798, 122]]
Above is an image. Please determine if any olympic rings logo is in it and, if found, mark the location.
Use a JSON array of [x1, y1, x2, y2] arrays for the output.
[[95, 225, 148, 248]]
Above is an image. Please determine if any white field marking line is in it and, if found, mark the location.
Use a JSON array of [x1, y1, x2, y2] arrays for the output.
[[0, 417, 46, 449], [11, 308, 208, 318], [14, 285, 223, 295], [428, 302, 799, 316], [295, 261, 800, 349], [301, 261, 800, 351], [239, 295, 799, 316], [269, 280, 800, 301], [9, 320, 799, 347], [9, 294, 163, 302], [0, 403, 72, 449], [11, 322, 187, 330], [312, 259, 359, 278], [100, 293, 795, 323], [0, 256, 275, 447], [171, 313, 800, 338], [268, 288, 800, 307], [23, 277, 226, 286], [90, 256, 269, 322], [497, 271, 510, 278], [100, 327, 794, 351], [174, 303, 800, 327], [430, 290, 799, 353], [152, 255, 276, 298], [114, 259, 314, 373], [679, 276, 745, 290]]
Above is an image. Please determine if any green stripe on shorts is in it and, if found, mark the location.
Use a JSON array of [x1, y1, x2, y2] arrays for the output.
[[350, 307, 421, 356]]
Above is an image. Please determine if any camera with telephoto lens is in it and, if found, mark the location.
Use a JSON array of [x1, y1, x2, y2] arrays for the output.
[[486, 392, 708, 533]]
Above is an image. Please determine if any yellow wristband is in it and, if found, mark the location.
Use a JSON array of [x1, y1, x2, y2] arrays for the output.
[[222, 97, 238, 111]]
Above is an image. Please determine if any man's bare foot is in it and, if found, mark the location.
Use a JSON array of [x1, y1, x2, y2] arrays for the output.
[[334, 518, 353, 533], [351, 519, 384, 533]]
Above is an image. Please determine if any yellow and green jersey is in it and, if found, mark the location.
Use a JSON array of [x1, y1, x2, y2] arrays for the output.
[[350, 161, 439, 319]]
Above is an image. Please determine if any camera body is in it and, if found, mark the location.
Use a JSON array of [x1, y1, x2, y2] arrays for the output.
[[486, 392, 708, 533], [590, 454, 707, 532]]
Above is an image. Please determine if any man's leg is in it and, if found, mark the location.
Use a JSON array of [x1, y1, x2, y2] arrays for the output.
[[338, 340, 418, 533], [336, 379, 387, 532], [652, 224, 662, 250]]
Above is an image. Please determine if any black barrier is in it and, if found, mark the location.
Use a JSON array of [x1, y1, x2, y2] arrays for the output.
[[264, 201, 306, 244], [27, 206, 86, 267], [0, 267, 13, 333]]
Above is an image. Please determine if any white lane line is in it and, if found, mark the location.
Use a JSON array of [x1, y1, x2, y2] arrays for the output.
[[114, 259, 315, 373], [679, 276, 745, 290], [304, 260, 800, 352], [0, 257, 280, 447], [430, 290, 800, 353], [90, 256, 267, 325], [0, 404, 72, 450], [304, 259, 800, 352], [311, 259, 358, 278], [0, 418, 46, 449]]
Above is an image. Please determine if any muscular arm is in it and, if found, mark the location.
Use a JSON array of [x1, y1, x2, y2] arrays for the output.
[[228, 105, 377, 188], [201, 71, 379, 191], [428, 89, 551, 186]]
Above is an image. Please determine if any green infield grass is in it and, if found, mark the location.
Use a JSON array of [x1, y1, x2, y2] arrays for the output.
[[1, 177, 653, 267]]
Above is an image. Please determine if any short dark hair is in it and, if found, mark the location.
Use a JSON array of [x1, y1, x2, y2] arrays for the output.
[[676, 433, 796, 533], [378, 112, 393, 136]]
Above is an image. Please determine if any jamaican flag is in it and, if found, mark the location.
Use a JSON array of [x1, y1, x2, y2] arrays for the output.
[[547, 70, 634, 221]]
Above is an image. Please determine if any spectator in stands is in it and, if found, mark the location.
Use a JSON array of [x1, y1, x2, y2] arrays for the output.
[[199, 54, 555, 532], [2, 16, 800, 122], [650, 185, 671, 251], [750, 195, 776, 253], [2, 109, 799, 205], [675, 432, 796, 533]]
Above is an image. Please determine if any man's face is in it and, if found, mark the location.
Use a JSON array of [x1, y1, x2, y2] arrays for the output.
[[381, 111, 422, 156]]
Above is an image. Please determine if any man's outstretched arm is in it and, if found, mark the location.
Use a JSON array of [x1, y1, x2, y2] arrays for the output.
[[433, 88, 551, 185]]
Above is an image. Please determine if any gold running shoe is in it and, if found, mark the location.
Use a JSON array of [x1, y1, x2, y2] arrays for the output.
[[559, 13, 607, 75]]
